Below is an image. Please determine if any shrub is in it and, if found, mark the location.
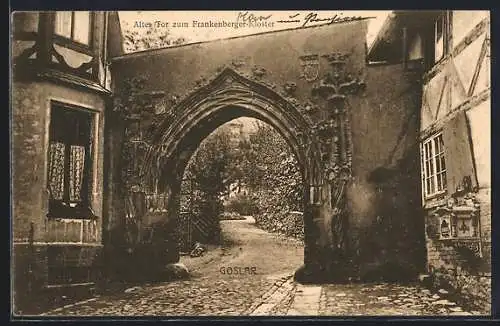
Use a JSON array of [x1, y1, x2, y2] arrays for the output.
[[225, 193, 259, 216]]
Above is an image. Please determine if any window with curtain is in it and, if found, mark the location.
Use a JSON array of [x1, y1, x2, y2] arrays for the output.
[[54, 11, 91, 45], [47, 103, 95, 219]]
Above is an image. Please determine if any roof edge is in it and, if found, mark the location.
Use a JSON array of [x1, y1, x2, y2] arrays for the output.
[[367, 11, 395, 59], [111, 17, 371, 62]]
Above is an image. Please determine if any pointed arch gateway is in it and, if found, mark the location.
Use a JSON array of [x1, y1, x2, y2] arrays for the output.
[[126, 67, 352, 283], [144, 68, 322, 187]]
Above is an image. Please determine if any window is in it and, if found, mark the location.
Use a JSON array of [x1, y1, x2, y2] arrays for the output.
[[54, 11, 91, 45], [421, 133, 447, 198], [47, 103, 95, 218], [434, 12, 450, 63]]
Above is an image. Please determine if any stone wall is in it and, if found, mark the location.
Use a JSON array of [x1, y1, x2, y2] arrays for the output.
[[424, 188, 491, 314], [109, 20, 369, 279], [12, 244, 48, 314], [12, 81, 106, 241], [110, 20, 426, 281], [11, 80, 107, 314], [347, 63, 425, 280], [111, 21, 367, 104]]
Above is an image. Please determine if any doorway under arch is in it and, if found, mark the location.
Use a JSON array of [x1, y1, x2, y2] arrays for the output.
[[115, 67, 350, 284]]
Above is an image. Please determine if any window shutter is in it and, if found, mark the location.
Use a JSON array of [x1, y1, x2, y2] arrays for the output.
[[442, 111, 478, 195]]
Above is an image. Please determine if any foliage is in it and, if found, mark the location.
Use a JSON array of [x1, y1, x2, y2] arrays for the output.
[[183, 128, 232, 244], [121, 21, 187, 53], [245, 122, 303, 207], [246, 122, 304, 239], [220, 211, 247, 221], [219, 121, 304, 239], [182, 119, 304, 242], [225, 193, 259, 216]]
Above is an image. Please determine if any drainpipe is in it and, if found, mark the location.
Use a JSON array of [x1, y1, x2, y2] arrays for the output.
[[402, 26, 408, 70], [103, 12, 109, 89]]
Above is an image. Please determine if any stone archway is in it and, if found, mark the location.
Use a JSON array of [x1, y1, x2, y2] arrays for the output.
[[143, 68, 325, 281], [107, 21, 427, 285], [112, 56, 365, 283]]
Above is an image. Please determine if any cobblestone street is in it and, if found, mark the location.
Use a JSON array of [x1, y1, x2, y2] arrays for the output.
[[42, 218, 482, 317]]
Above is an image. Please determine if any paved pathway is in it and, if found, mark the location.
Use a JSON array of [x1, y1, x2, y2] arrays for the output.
[[41, 217, 482, 317], [42, 216, 303, 316], [319, 283, 481, 316]]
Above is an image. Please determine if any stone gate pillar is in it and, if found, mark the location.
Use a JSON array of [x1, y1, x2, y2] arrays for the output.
[[108, 77, 182, 281], [295, 53, 366, 283]]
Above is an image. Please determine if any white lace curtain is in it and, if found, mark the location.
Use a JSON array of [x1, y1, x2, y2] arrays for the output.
[[48, 142, 86, 202]]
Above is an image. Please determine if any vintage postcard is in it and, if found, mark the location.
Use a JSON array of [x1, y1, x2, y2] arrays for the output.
[[10, 10, 492, 318]]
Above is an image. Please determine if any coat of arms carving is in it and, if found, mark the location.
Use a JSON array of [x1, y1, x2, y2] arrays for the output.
[[299, 54, 320, 82]]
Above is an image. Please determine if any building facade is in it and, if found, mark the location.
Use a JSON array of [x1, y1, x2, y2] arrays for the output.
[[11, 11, 123, 313], [108, 19, 426, 286], [11, 10, 491, 316], [369, 10, 491, 313]]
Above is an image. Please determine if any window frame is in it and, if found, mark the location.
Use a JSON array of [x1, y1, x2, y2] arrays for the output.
[[53, 11, 94, 52], [421, 132, 447, 200], [46, 101, 97, 220], [433, 11, 452, 65]]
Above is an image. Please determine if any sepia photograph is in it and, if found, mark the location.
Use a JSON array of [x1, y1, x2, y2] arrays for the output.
[[10, 10, 492, 318]]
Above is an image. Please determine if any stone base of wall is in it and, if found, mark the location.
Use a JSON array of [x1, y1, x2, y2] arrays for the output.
[[428, 268, 491, 314], [424, 187, 491, 314], [12, 243, 102, 315]]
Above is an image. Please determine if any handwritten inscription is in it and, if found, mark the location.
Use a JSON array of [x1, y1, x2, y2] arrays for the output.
[[237, 11, 272, 24], [236, 11, 274, 27], [277, 12, 373, 27], [132, 12, 374, 31]]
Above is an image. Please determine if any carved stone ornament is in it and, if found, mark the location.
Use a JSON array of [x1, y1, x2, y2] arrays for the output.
[[311, 72, 366, 102], [454, 239, 483, 258], [252, 65, 267, 78], [322, 52, 349, 67], [231, 57, 249, 69], [113, 76, 166, 120], [114, 76, 171, 192], [301, 101, 319, 114], [299, 54, 320, 82], [430, 190, 483, 258], [154, 98, 168, 115], [306, 52, 364, 183], [170, 94, 180, 106], [312, 52, 366, 103], [300, 52, 366, 254], [195, 75, 208, 88], [283, 81, 297, 97]]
